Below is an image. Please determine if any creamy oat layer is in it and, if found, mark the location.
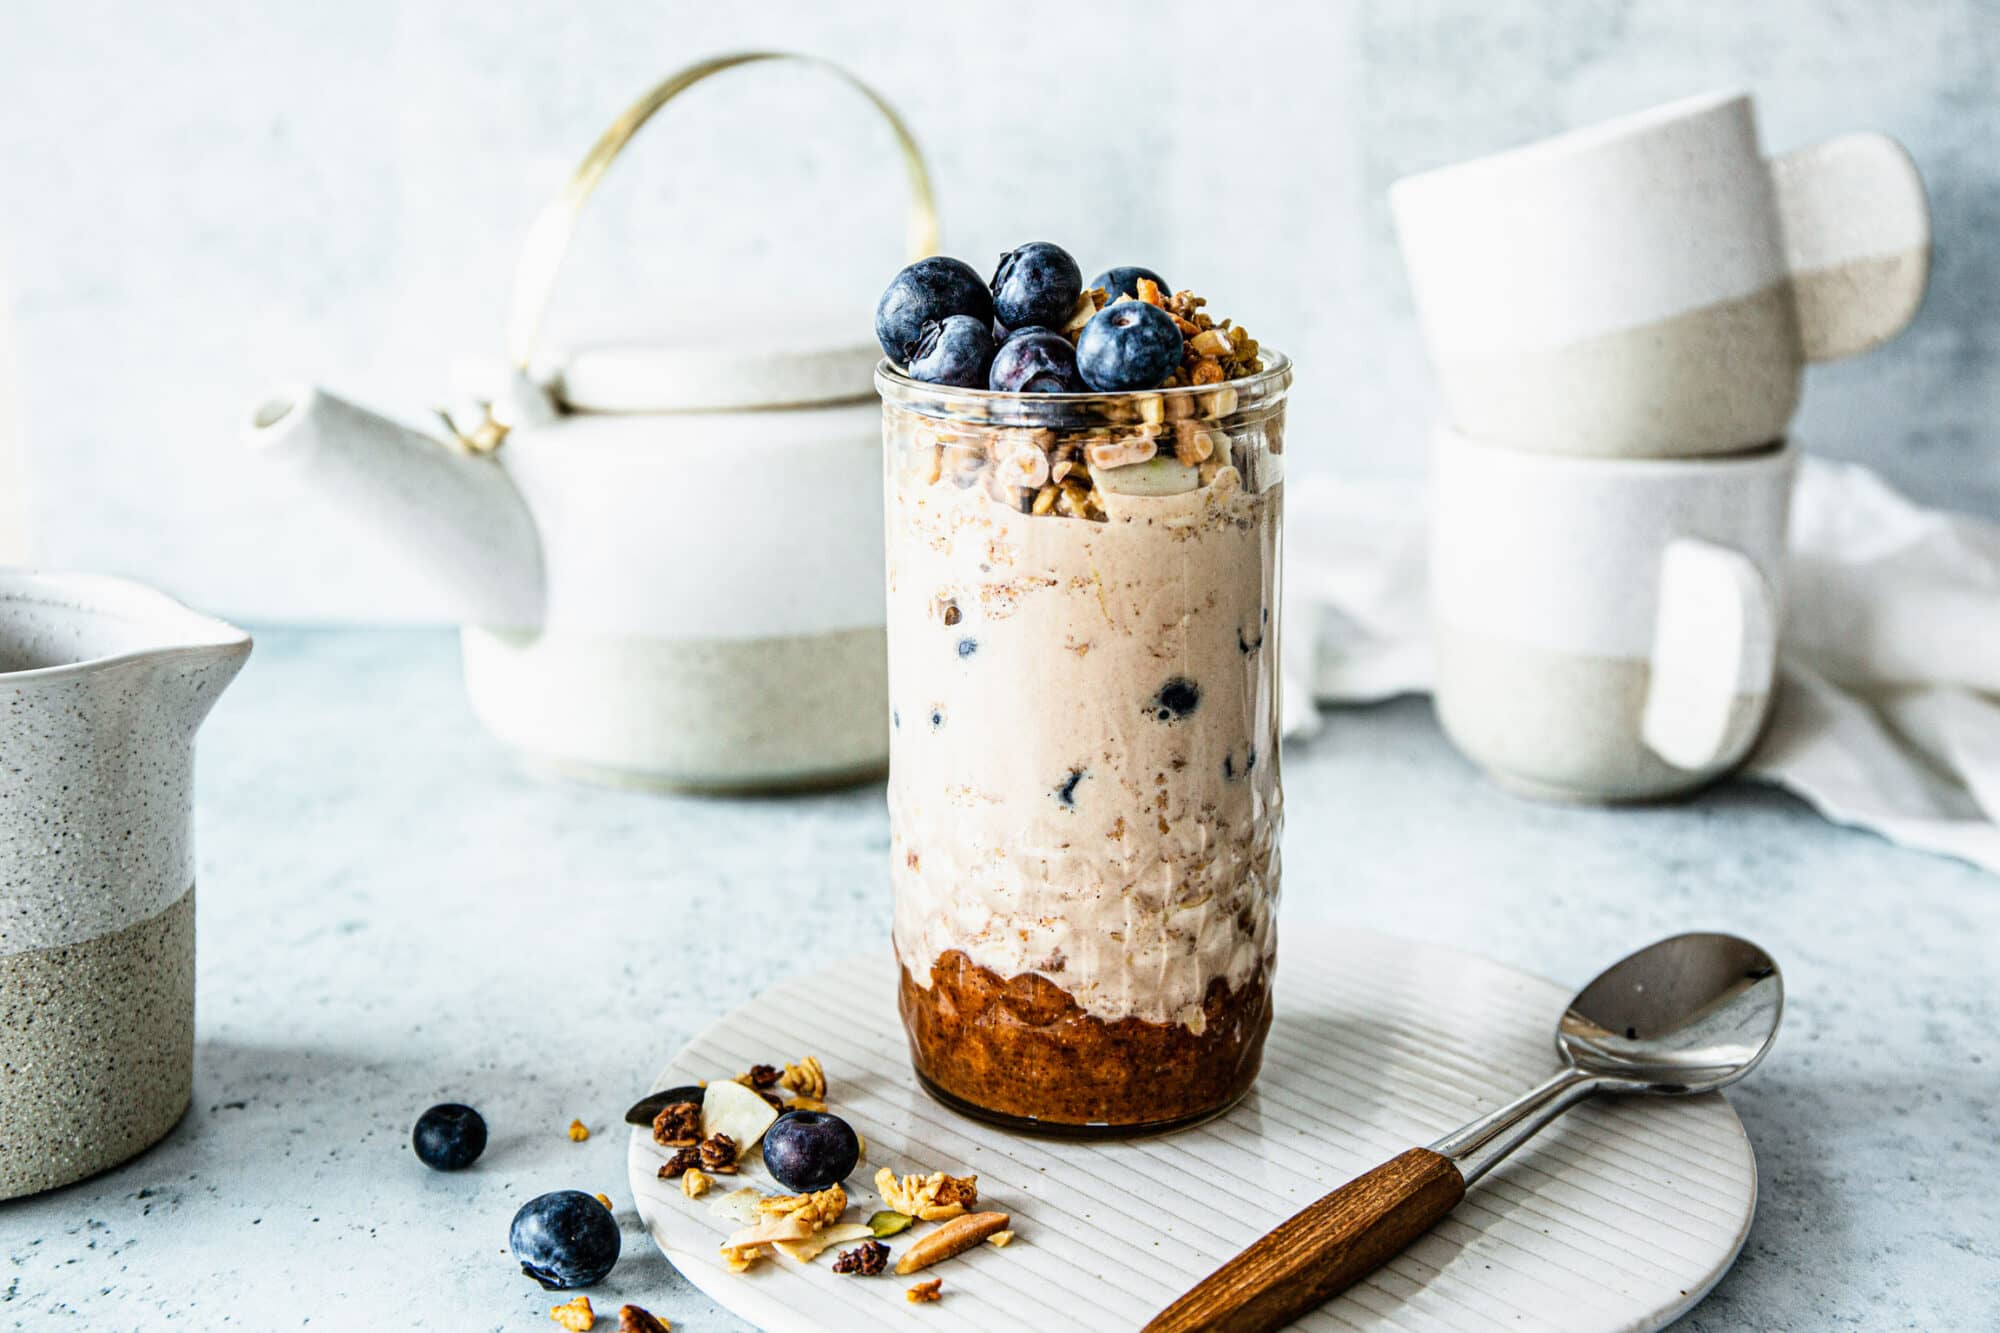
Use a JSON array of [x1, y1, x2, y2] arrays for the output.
[[887, 467, 1281, 1029]]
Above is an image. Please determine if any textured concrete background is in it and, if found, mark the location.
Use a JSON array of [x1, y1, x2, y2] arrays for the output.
[[0, 0, 1995, 620]]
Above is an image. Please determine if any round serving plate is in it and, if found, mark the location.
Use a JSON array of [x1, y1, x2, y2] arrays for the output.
[[628, 928, 1757, 1331]]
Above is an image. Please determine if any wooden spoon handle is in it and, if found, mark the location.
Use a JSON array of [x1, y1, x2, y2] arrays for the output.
[[1144, 1147, 1467, 1333]]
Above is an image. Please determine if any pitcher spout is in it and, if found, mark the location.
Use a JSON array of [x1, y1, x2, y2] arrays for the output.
[[246, 385, 545, 629]]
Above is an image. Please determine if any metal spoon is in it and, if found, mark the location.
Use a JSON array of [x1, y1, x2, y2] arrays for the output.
[[1146, 932, 1783, 1333]]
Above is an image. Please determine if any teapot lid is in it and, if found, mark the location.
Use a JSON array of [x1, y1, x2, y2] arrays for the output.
[[545, 312, 881, 413]]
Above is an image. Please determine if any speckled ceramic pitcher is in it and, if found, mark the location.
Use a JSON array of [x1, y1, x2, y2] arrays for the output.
[[0, 572, 250, 1198]]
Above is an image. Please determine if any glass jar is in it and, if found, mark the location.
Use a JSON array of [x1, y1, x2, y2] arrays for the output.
[[878, 355, 1290, 1134]]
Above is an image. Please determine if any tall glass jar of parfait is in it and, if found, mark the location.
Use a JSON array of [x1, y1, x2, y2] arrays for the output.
[[878, 350, 1289, 1134]]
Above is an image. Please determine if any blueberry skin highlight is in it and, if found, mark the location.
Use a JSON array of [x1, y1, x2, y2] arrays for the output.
[[510, 1190, 622, 1290], [762, 1111, 862, 1193], [988, 329, 1086, 393], [1077, 300, 1183, 392], [1087, 265, 1168, 300], [876, 257, 994, 362], [907, 316, 995, 387], [991, 242, 1083, 331]]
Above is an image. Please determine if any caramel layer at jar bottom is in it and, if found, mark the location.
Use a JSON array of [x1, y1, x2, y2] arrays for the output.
[[899, 949, 1272, 1130]]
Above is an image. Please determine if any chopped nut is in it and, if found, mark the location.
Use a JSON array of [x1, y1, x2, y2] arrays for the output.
[[833, 1239, 890, 1276], [698, 1132, 739, 1174], [988, 1230, 1015, 1247], [567, 1119, 590, 1142], [741, 1064, 781, 1089], [1000, 443, 1051, 490], [906, 1279, 944, 1304], [756, 1184, 847, 1230], [651, 1102, 700, 1148], [1085, 435, 1158, 470], [657, 1147, 701, 1179], [1173, 419, 1218, 467], [1135, 276, 1165, 306], [680, 1168, 712, 1199], [777, 1057, 826, 1100], [1190, 358, 1226, 385], [895, 1211, 1011, 1275], [550, 1295, 595, 1331], [1031, 483, 1060, 516], [874, 1168, 978, 1221], [618, 1306, 670, 1333], [1190, 328, 1234, 358]]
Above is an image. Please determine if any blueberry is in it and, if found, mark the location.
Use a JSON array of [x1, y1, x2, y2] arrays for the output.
[[1150, 677, 1202, 722], [907, 315, 994, 387], [1077, 300, 1182, 392], [412, 1102, 486, 1171], [991, 242, 1083, 330], [510, 1190, 621, 1290], [876, 257, 994, 362], [1087, 266, 1168, 300], [988, 329, 1085, 393], [762, 1110, 861, 1193]]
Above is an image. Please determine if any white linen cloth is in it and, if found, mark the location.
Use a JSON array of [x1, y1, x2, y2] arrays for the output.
[[1283, 458, 2000, 874]]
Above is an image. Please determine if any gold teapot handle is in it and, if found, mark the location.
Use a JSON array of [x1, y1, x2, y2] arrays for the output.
[[503, 51, 940, 372]]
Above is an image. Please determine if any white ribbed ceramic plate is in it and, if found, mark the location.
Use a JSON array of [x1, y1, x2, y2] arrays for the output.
[[628, 928, 1756, 1332]]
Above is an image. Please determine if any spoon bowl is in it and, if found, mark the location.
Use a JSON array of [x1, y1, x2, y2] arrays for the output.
[[1559, 931, 1783, 1092]]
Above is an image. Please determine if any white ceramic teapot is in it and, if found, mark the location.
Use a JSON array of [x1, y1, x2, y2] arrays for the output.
[[248, 54, 936, 792]]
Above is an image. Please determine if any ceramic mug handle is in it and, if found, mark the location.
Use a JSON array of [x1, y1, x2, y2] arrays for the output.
[[1768, 132, 1931, 362], [1640, 539, 1777, 773]]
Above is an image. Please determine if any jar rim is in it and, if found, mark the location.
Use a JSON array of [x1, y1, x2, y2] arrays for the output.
[[874, 349, 1292, 428]]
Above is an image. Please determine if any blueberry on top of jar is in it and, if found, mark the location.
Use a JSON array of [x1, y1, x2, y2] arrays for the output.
[[1077, 300, 1182, 392], [990, 242, 1083, 331], [988, 329, 1085, 393], [906, 315, 995, 388], [1087, 266, 1169, 301], [875, 257, 994, 362]]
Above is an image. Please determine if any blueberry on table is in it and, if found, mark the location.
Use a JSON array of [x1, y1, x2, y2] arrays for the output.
[[412, 1102, 486, 1171], [907, 315, 995, 387], [510, 1190, 622, 1289], [1077, 300, 1183, 392], [1087, 265, 1168, 300], [988, 329, 1086, 393], [762, 1110, 862, 1193], [876, 257, 994, 362], [991, 242, 1083, 331]]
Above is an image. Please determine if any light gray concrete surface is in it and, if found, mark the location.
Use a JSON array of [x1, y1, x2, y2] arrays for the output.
[[0, 1, 1995, 618], [0, 629, 1992, 1328]]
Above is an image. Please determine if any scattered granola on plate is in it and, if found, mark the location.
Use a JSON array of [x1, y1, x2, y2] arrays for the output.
[[567, 1119, 590, 1142], [906, 1278, 943, 1304]]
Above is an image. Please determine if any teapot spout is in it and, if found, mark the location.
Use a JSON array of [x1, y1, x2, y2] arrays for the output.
[[246, 385, 545, 629]]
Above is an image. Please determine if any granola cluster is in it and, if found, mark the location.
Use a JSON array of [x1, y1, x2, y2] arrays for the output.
[[639, 1056, 1018, 1297]]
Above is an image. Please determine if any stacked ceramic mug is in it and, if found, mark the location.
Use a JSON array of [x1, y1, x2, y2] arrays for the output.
[[1392, 90, 1931, 801]]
